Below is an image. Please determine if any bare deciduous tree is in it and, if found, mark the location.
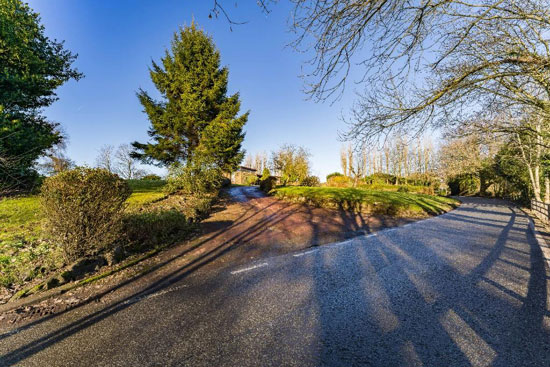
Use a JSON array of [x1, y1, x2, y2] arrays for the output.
[[340, 146, 348, 177], [115, 144, 147, 180], [95, 144, 116, 173]]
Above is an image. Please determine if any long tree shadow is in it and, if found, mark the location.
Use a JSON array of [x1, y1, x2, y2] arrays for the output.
[[0, 198, 280, 339], [307, 202, 549, 366], [0, 198, 308, 364], [2, 199, 548, 366]]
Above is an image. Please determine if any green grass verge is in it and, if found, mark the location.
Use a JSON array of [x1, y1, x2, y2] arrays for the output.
[[274, 186, 458, 216]]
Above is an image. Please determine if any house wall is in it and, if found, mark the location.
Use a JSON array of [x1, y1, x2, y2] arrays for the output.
[[232, 171, 258, 185]]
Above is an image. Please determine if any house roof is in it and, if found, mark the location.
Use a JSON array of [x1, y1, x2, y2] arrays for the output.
[[238, 166, 257, 173]]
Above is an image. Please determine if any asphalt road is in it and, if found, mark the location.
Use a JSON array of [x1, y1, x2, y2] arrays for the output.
[[1, 197, 549, 366]]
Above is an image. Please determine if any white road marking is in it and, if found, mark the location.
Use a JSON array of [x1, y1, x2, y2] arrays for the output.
[[231, 262, 269, 275], [122, 284, 189, 306], [293, 249, 317, 257]]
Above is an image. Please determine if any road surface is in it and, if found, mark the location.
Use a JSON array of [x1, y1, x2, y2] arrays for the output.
[[226, 185, 265, 202], [1, 197, 549, 366]]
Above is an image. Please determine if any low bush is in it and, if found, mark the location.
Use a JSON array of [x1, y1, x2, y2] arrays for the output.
[[181, 195, 216, 221], [166, 160, 223, 196], [363, 173, 397, 185], [300, 175, 321, 187], [259, 176, 277, 193], [448, 173, 479, 195], [327, 175, 352, 187], [40, 167, 131, 261]]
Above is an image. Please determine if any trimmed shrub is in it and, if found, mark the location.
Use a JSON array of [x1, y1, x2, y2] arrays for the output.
[[259, 176, 277, 193], [40, 167, 131, 261], [300, 175, 321, 187]]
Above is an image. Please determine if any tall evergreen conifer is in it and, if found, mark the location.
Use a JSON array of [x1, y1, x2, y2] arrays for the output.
[[1, 0, 81, 193], [132, 24, 247, 172]]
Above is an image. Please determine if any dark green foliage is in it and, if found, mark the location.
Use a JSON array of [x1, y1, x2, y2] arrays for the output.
[[0, 0, 81, 194], [142, 174, 162, 181], [132, 24, 247, 172], [447, 173, 480, 196], [40, 168, 131, 261], [397, 186, 410, 192], [326, 172, 343, 181], [300, 175, 321, 187], [123, 210, 194, 251], [492, 145, 531, 204], [259, 176, 277, 193], [221, 177, 231, 187], [364, 173, 397, 185], [403, 173, 440, 188]]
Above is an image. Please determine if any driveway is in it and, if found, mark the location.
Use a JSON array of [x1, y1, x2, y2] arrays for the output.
[[227, 185, 265, 202], [1, 197, 549, 366]]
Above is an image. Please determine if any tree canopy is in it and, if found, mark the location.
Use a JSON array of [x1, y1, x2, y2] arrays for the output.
[[271, 144, 311, 185], [132, 23, 247, 172], [0, 0, 81, 194]]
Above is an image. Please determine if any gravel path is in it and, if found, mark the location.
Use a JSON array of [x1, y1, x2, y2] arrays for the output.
[[1, 197, 549, 366]]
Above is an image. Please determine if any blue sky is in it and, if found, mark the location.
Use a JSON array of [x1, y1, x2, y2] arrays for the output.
[[27, 0, 358, 179]]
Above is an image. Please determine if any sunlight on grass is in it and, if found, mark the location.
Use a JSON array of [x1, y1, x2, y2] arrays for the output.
[[274, 186, 458, 216]]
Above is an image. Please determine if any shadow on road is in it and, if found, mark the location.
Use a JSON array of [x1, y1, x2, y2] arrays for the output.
[[1, 198, 548, 366]]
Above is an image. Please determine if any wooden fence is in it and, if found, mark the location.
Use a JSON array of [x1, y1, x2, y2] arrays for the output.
[[531, 199, 550, 223]]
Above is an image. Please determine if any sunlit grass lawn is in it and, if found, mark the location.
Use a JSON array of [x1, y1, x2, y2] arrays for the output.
[[0, 180, 167, 287], [126, 179, 168, 207], [274, 186, 459, 216]]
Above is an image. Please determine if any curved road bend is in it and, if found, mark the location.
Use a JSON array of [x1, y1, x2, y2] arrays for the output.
[[1, 197, 549, 366]]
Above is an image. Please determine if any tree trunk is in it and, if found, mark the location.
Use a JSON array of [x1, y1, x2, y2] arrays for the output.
[[545, 176, 550, 204]]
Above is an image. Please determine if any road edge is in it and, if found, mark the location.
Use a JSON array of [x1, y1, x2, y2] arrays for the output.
[[523, 209, 550, 271]]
